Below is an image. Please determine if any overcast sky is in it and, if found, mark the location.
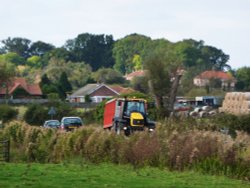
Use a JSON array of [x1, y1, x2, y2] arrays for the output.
[[0, 0, 249, 69]]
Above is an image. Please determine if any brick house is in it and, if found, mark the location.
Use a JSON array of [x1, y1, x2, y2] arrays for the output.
[[193, 71, 236, 90], [68, 84, 134, 103], [0, 77, 43, 99]]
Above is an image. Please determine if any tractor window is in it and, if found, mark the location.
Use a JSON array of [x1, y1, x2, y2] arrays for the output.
[[125, 101, 145, 115]]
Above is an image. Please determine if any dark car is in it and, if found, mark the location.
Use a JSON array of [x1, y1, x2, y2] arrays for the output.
[[60, 117, 83, 131], [43, 120, 60, 129]]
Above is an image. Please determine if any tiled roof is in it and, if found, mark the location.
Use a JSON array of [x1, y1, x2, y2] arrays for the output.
[[195, 71, 234, 80], [70, 84, 100, 97], [69, 84, 135, 98], [109, 85, 135, 94], [0, 77, 42, 95], [125, 70, 145, 80]]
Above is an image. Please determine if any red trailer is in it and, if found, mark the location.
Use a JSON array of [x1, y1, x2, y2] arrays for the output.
[[103, 98, 155, 135]]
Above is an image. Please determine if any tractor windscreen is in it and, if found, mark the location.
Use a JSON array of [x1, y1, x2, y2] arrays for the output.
[[125, 101, 146, 115]]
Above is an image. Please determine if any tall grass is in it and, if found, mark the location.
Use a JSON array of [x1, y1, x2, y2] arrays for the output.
[[2, 120, 250, 180]]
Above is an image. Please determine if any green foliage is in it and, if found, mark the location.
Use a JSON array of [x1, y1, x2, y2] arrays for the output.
[[58, 72, 72, 98], [132, 54, 142, 71], [0, 105, 17, 122], [24, 104, 48, 125], [67, 62, 92, 89], [65, 33, 115, 71], [211, 113, 250, 135], [130, 76, 149, 94], [92, 68, 125, 84], [93, 100, 107, 124], [235, 66, 250, 91], [26, 55, 42, 68], [0, 59, 16, 83], [113, 34, 151, 74], [1, 37, 31, 58], [0, 52, 26, 66], [29, 41, 55, 57]]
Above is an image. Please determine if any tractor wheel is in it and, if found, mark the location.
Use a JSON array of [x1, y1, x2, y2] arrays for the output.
[[124, 127, 131, 136]]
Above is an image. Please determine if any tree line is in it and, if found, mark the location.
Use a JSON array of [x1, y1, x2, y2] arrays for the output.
[[1, 33, 250, 117]]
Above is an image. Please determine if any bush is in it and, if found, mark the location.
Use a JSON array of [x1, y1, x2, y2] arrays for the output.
[[24, 104, 48, 126], [212, 113, 250, 135], [0, 105, 18, 123]]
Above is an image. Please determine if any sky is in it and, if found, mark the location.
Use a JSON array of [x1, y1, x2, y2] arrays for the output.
[[0, 0, 249, 69]]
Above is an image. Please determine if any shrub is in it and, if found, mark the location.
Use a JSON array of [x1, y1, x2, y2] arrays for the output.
[[24, 104, 48, 125], [0, 105, 18, 123], [212, 113, 250, 135]]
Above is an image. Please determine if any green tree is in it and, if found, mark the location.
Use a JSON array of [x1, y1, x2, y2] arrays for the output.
[[113, 33, 151, 74], [68, 62, 92, 88], [131, 76, 148, 93], [145, 44, 184, 118], [29, 41, 55, 56], [0, 52, 26, 66], [235, 66, 250, 91], [45, 58, 69, 82], [0, 60, 15, 83], [92, 68, 125, 84], [26, 55, 42, 68], [1, 37, 31, 58], [201, 46, 230, 71], [40, 74, 51, 86], [65, 33, 115, 71], [59, 72, 72, 93], [132, 54, 142, 71]]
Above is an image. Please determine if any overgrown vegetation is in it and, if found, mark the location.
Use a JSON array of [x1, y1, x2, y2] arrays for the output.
[[2, 119, 250, 180], [0, 105, 17, 123]]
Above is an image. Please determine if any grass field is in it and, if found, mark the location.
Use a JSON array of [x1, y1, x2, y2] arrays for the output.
[[0, 162, 249, 188]]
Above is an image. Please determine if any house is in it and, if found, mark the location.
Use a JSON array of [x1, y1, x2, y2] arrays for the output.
[[68, 84, 135, 103], [125, 70, 145, 81], [193, 70, 236, 90], [0, 77, 43, 99]]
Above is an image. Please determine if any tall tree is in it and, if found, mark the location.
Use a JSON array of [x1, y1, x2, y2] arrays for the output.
[[235, 66, 250, 91], [58, 72, 72, 99], [113, 33, 152, 74], [201, 46, 230, 71], [64, 33, 115, 71], [0, 60, 16, 101], [145, 44, 184, 117], [1, 37, 31, 58], [0, 60, 15, 83], [29, 41, 55, 56]]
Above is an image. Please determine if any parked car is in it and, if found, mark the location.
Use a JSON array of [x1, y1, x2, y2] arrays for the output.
[[43, 120, 60, 129], [60, 117, 83, 131]]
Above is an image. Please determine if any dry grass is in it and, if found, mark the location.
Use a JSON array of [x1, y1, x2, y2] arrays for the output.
[[2, 120, 250, 180]]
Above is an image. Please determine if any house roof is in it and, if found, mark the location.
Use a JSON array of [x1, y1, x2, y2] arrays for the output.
[[69, 84, 135, 98], [0, 77, 42, 95], [70, 84, 100, 97], [125, 70, 145, 80], [109, 85, 135, 94], [195, 71, 235, 81]]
